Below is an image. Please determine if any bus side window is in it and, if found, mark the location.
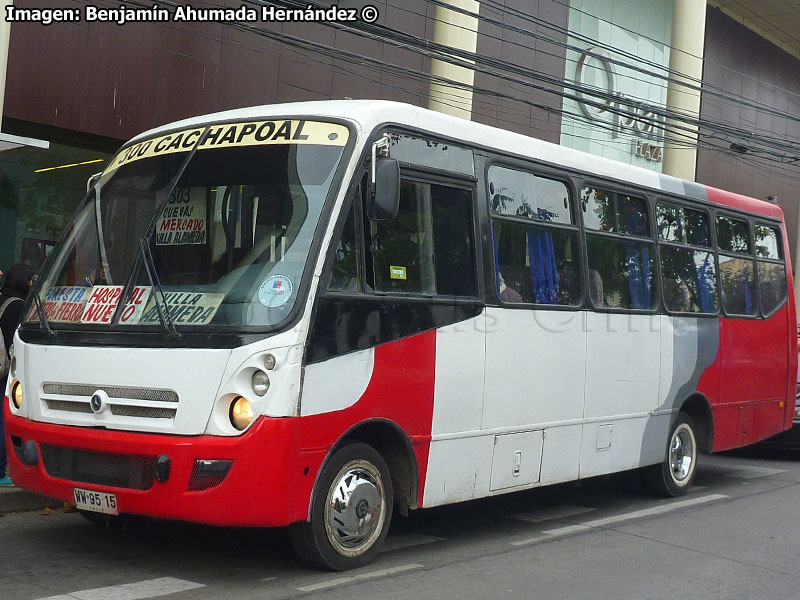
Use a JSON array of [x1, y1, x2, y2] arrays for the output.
[[327, 180, 366, 293], [363, 179, 476, 297]]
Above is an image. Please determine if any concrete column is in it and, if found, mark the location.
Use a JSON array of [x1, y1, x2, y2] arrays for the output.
[[661, 0, 706, 181], [427, 0, 480, 120], [0, 1, 12, 129]]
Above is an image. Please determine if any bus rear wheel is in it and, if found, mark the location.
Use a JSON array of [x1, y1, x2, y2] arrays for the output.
[[289, 442, 393, 570], [643, 413, 698, 497]]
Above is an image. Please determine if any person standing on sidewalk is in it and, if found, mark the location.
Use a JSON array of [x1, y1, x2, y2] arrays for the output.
[[0, 263, 35, 487]]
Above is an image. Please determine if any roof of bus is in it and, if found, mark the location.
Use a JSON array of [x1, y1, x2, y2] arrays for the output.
[[128, 100, 783, 221]]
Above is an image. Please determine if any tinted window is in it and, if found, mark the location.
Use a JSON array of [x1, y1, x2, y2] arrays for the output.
[[582, 186, 649, 236], [755, 225, 781, 259], [758, 262, 787, 314], [657, 203, 710, 247], [365, 180, 476, 297], [719, 255, 756, 315], [493, 222, 581, 305], [489, 166, 572, 224], [716, 216, 751, 254], [327, 190, 363, 293], [660, 246, 718, 313], [586, 236, 655, 309]]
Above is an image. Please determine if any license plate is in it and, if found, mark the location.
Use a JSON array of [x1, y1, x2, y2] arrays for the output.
[[73, 487, 119, 515]]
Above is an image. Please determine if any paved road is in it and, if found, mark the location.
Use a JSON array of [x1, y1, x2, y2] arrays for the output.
[[2, 447, 800, 600]]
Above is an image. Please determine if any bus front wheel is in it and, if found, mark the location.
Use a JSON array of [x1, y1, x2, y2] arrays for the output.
[[289, 442, 393, 570], [643, 413, 698, 497]]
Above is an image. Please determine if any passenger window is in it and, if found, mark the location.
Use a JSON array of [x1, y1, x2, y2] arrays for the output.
[[489, 167, 581, 306], [755, 225, 781, 259], [488, 166, 572, 224], [716, 216, 751, 254], [493, 222, 581, 305], [758, 262, 787, 315], [755, 224, 786, 315], [582, 186, 654, 310], [582, 186, 649, 237], [719, 255, 757, 316], [660, 246, 718, 313], [657, 201, 717, 314], [364, 180, 476, 297], [657, 204, 710, 247]]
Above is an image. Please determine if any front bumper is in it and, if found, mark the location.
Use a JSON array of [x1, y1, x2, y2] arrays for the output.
[[4, 400, 307, 527]]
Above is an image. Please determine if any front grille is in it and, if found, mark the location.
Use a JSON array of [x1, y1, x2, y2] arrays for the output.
[[43, 384, 178, 403], [45, 399, 94, 413], [42, 383, 179, 421], [110, 405, 176, 419], [40, 444, 157, 490]]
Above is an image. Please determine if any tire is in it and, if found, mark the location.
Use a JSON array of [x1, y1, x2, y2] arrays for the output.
[[643, 413, 698, 497], [289, 442, 393, 570]]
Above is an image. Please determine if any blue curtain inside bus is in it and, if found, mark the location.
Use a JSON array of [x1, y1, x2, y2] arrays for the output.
[[697, 253, 715, 312], [527, 227, 559, 304]]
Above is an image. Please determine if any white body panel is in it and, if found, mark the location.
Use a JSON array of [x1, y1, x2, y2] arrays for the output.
[[482, 308, 586, 429], [300, 348, 374, 417], [431, 314, 486, 435]]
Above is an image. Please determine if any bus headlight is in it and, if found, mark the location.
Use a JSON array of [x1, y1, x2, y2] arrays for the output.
[[229, 396, 253, 430], [252, 370, 270, 396], [10, 379, 22, 409]]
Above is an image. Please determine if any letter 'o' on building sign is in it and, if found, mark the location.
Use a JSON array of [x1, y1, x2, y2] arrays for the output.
[[574, 47, 618, 122]]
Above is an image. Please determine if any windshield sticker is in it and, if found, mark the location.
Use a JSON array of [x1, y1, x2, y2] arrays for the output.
[[105, 120, 349, 173], [119, 287, 152, 324], [156, 187, 207, 245], [138, 292, 224, 326], [31, 286, 91, 323], [80, 286, 153, 325], [258, 275, 293, 308]]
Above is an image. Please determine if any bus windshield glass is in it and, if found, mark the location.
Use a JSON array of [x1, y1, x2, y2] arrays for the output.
[[34, 119, 350, 330]]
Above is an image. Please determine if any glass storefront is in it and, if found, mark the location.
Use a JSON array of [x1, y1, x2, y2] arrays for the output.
[[0, 141, 112, 273]]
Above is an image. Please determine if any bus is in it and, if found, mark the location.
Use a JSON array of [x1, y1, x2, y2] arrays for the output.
[[4, 100, 797, 570]]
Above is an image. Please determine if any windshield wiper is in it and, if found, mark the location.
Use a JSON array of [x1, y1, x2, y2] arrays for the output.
[[30, 274, 55, 338], [139, 238, 180, 340], [114, 126, 211, 334]]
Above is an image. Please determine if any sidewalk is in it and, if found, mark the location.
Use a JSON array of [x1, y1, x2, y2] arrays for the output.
[[0, 486, 62, 514]]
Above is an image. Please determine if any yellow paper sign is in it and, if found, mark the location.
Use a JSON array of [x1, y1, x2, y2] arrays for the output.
[[390, 266, 407, 280]]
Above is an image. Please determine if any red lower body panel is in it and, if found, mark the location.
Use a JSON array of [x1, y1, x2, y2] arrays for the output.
[[4, 405, 303, 527]]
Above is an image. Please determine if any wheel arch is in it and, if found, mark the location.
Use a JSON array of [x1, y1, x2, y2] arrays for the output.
[[308, 418, 420, 520], [679, 392, 714, 453]]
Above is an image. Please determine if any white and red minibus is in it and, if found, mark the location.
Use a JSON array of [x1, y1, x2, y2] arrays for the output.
[[5, 101, 797, 570]]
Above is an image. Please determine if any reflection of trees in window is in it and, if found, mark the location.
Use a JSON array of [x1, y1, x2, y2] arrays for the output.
[[582, 186, 653, 310], [657, 202, 716, 313], [660, 247, 717, 313], [716, 216, 750, 254], [754, 225, 780, 259], [489, 167, 578, 305], [719, 255, 756, 315], [758, 262, 787, 314]]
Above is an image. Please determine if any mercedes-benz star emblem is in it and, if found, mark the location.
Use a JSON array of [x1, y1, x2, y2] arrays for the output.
[[90, 394, 103, 413]]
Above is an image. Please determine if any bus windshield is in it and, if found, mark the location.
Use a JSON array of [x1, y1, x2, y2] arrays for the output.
[[35, 119, 350, 330]]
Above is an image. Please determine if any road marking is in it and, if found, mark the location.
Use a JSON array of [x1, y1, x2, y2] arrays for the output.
[[37, 577, 205, 600], [510, 505, 596, 524], [380, 533, 444, 553], [297, 563, 423, 592], [260, 577, 277, 582], [510, 494, 728, 547], [721, 466, 786, 480]]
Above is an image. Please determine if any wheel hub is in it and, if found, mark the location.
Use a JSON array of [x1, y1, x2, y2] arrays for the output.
[[325, 462, 385, 556]]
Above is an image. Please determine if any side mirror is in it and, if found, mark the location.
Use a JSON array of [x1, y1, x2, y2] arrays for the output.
[[368, 157, 400, 220]]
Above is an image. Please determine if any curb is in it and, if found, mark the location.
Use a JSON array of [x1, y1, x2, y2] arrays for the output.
[[0, 487, 63, 514]]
